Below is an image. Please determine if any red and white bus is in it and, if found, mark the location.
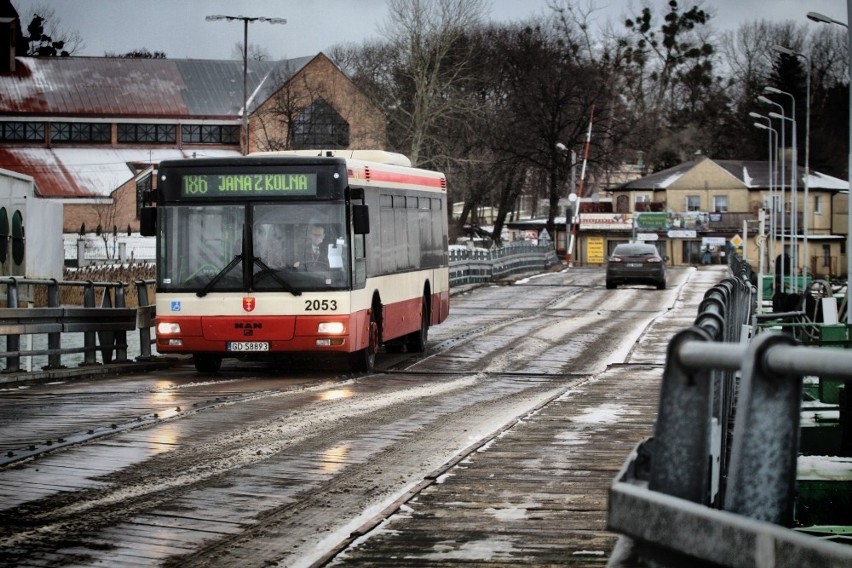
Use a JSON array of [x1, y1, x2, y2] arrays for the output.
[[140, 150, 450, 373]]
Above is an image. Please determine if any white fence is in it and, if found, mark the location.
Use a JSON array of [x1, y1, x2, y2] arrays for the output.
[[449, 242, 561, 287]]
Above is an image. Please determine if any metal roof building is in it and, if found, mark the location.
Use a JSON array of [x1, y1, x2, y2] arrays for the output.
[[0, 56, 319, 199], [0, 47, 385, 236]]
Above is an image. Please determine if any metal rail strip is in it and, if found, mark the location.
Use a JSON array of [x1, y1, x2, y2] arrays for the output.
[[607, 264, 852, 567], [0, 277, 156, 372]]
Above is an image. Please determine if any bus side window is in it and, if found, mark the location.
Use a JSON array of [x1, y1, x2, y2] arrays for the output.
[[353, 204, 370, 234]]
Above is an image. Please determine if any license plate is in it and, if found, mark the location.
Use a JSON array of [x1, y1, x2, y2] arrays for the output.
[[626, 263, 642, 268], [227, 341, 269, 352]]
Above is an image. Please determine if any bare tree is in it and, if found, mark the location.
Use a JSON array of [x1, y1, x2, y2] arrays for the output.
[[230, 42, 271, 61], [104, 49, 167, 59], [252, 58, 378, 152], [613, 1, 723, 169], [18, 3, 84, 55], [252, 64, 308, 151], [380, 0, 487, 166], [90, 191, 127, 260]]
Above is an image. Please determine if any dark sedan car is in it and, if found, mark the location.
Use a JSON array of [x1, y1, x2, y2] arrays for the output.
[[605, 243, 667, 290]]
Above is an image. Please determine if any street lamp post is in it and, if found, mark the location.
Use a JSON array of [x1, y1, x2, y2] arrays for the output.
[[774, 45, 811, 287], [765, 86, 798, 292], [751, 114, 778, 274], [758, 95, 787, 288], [753, 120, 778, 313], [807, 8, 850, 325], [556, 142, 576, 258], [206, 14, 287, 155]]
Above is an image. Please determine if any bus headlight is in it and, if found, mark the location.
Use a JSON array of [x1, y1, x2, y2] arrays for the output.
[[157, 322, 181, 335], [317, 322, 345, 334]]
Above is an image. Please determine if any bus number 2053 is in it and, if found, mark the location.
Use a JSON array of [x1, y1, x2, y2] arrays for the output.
[[305, 299, 338, 311]]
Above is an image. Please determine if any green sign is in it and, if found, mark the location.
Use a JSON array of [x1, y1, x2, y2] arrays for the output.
[[634, 212, 669, 229], [181, 173, 317, 197]]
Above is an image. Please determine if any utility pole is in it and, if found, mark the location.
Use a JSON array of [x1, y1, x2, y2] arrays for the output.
[[205, 14, 287, 155]]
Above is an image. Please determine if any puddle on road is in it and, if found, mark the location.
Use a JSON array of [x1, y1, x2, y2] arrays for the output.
[[320, 388, 353, 402], [320, 443, 351, 474], [0, 421, 186, 511]]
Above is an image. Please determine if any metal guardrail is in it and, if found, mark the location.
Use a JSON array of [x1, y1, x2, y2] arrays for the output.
[[607, 262, 852, 567], [0, 242, 557, 374], [449, 242, 560, 287], [0, 277, 156, 373]]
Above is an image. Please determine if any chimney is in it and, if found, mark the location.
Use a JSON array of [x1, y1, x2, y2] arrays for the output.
[[0, 0, 20, 74], [0, 16, 16, 73]]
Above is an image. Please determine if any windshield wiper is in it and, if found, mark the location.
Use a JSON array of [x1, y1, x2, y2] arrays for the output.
[[252, 257, 302, 296], [196, 253, 243, 297]]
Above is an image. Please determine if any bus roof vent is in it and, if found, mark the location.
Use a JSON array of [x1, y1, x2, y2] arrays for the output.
[[343, 150, 411, 167], [250, 149, 412, 167]]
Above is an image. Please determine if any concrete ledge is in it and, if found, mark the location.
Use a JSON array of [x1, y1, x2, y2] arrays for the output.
[[0, 356, 189, 387]]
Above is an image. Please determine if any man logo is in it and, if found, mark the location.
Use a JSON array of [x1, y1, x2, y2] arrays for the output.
[[243, 297, 256, 312]]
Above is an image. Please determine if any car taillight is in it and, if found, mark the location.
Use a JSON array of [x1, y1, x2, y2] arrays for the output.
[[610, 256, 624, 263], [645, 257, 662, 263]]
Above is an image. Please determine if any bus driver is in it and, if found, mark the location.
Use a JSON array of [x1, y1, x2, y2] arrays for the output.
[[293, 224, 328, 269]]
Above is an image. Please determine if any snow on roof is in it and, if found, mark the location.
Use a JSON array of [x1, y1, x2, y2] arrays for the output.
[[2, 57, 315, 118], [656, 172, 685, 188], [0, 147, 240, 197], [808, 171, 849, 190], [742, 166, 753, 188], [622, 158, 848, 192]]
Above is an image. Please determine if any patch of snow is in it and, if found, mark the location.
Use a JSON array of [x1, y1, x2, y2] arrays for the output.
[[486, 507, 528, 521], [571, 402, 627, 425], [410, 536, 519, 561], [555, 431, 587, 445], [435, 472, 455, 484], [798, 455, 852, 481]]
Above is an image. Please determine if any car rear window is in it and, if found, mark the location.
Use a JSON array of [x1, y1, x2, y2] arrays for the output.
[[612, 245, 658, 256]]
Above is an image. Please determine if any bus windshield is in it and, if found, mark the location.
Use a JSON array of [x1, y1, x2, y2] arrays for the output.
[[157, 202, 350, 293]]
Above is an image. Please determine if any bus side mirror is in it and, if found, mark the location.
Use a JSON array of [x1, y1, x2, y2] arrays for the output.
[[353, 204, 369, 234], [140, 206, 157, 236]]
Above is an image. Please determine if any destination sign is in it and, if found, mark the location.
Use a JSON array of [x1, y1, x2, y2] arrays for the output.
[[180, 173, 318, 197]]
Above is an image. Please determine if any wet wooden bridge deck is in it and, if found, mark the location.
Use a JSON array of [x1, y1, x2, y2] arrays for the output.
[[324, 271, 708, 566]]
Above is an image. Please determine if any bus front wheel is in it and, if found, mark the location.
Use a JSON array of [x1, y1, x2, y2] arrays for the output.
[[193, 353, 222, 374]]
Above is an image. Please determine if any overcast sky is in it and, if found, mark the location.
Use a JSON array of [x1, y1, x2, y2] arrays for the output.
[[11, 0, 849, 61]]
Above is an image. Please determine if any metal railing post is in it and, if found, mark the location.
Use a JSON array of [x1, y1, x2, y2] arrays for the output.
[[81, 281, 98, 366], [136, 280, 153, 360], [5, 277, 20, 372], [113, 283, 129, 363], [649, 327, 716, 504], [45, 278, 62, 369], [723, 333, 802, 526]]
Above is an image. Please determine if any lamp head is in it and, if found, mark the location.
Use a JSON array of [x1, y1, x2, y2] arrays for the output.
[[763, 86, 782, 95], [807, 11, 835, 24], [773, 45, 796, 57]]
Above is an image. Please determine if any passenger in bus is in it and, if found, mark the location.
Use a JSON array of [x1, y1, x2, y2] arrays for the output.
[[256, 227, 286, 268], [294, 223, 329, 269]]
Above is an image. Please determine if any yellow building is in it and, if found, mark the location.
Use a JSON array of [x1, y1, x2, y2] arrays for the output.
[[599, 156, 849, 279]]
